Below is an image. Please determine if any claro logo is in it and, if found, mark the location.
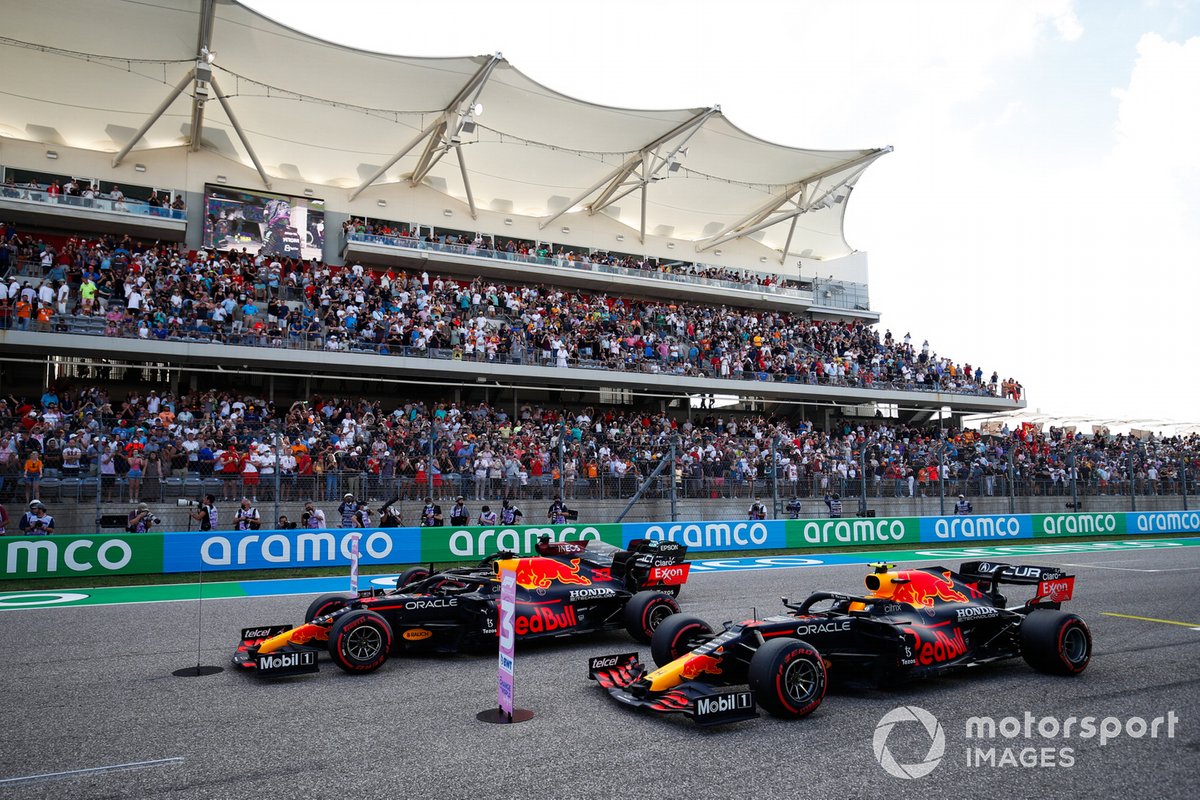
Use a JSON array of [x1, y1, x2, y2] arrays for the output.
[[201, 530, 393, 566], [5, 539, 133, 575], [801, 519, 908, 545]]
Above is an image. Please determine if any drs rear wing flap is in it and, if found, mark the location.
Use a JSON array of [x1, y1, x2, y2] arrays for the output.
[[959, 561, 1076, 602], [959, 561, 1071, 585]]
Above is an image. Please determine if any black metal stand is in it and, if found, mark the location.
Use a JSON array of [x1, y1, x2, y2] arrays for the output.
[[476, 707, 534, 724], [173, 553, 224, 678]]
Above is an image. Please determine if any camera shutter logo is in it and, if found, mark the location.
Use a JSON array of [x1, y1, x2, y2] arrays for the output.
[[873, 705, 945, 779]]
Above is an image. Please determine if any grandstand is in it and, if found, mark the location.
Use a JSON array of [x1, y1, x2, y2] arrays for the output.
[[8, 1, 1190, 533]]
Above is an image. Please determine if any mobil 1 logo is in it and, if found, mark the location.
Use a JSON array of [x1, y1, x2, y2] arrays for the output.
[[694, 691, 757, 726], [256, 650, 319, 677]]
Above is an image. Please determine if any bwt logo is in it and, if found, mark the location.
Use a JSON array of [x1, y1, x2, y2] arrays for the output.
[[873, 706, 945, 779]]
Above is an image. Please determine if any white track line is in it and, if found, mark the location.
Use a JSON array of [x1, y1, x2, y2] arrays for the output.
[[0, 757, 183, 786]]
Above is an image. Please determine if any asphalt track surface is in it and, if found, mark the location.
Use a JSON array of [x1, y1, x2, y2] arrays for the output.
[[1, 544, 1197, 799]]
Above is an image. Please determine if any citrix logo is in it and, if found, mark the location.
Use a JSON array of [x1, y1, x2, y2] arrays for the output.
[[873, 705, 945, 779]]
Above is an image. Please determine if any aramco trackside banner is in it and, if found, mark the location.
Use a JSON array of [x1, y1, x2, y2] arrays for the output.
[[2, 511, 1196, 580]]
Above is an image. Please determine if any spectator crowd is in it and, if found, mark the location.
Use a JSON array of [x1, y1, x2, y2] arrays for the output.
[[0, 225, 1020, 399], [1, 383, 1193, 531]]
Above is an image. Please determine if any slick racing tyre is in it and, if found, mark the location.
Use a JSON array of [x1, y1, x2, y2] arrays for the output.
[[396, 567, 431, 589], [651, 615, 714, 668], [748, 638, 827, 719], [328, 609, 393, 674], [623, 591, 681, 644], [1020, 609, 1092, 675], [306, 593, 353, 622]]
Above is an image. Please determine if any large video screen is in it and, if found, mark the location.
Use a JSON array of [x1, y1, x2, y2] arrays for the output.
[[202, 185, 325, 261]]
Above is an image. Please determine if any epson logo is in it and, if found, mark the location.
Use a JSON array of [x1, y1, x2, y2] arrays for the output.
[[569, 588, 617, 601], [404, 598, 458, 610], [956, 606, 998, 621], [258, 651, 317, 670], [695, 692, 753, 716]]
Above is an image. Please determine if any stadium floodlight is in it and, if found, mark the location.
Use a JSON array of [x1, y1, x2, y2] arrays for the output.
[[443, 209, 453, 217], [471, 102, 484, 117], [200, 46, 216, 64], [616, 234, 625, 242], [561, 226, 570, 234], [504, 218, 513, 226], [377, 199, 387, 208], [45, 150, 58, 159], [216, 175, 227, 184], [134, 163, 147, 172]]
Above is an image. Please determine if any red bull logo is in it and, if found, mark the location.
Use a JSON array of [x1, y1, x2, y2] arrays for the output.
[[872, 569, 969, 607], [908, 624, 968, 665], [680, 653, 723, 680], [514, 604, 578, 635], [514, 557, 592, 589]]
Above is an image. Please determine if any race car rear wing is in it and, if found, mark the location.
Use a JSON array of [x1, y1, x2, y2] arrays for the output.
[[958, 561, 1076, 603], [958, 561, 1070, 585]]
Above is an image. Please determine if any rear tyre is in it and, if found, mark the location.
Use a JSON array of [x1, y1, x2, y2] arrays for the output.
[[328, 609, 393, 674], [651, 614, 714, 668], [748, 638, 827, 719], [623, 591, 681, 644], [306, 593, 353, 622], [396, 567, 431, 590], [1020, 610, 1092, 675]]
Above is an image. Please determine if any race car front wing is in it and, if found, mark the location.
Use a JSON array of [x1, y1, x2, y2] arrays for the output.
[[587, 653, 757, 726]]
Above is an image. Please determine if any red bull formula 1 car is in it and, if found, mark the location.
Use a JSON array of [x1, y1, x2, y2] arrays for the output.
[[234, 537, 690, 676], [589, 560, 1091, 725]]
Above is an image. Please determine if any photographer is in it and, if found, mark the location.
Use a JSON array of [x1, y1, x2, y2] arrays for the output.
[[547, 496, 571, 524], [277, 514, 297, 530], [418, 496, 443, 527], [449, 496, 470, 527], [301, 501, 326, 529], [786, 497, 804, 519], [127, 502, 159, 533], [19, 500, 54, 535], [233, 498, 260, 531], [378, 496, 402, 528], [189, 494, 218, 532]]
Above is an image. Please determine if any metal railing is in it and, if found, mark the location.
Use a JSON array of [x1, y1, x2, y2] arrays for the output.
[[0, 185, 187, 221], [5, 312, 1001, 398], [345, 231, 870, 309]]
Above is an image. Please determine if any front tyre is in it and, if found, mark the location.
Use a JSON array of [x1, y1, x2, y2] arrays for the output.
[[748, 638, 827, 719], [651, 614, 713, 668], [306, 592, 353, 622], [1020, 610, 1092, 675], [623, 591, 681, 644], [328, 609, 393, 674]]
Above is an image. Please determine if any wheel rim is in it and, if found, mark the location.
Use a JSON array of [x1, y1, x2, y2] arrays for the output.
[[647, 604, 673, 630], [783, 657, 820, 703], [346, 625, 383, 660], [1062, 626, 1088, 663]]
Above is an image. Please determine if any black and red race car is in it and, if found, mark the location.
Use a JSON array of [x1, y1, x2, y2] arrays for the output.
[[589, 560, 1092, 725], [234, 537, 690, 676]]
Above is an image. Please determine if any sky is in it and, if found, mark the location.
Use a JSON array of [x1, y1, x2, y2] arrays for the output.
[[243, 0, 1199, 423]]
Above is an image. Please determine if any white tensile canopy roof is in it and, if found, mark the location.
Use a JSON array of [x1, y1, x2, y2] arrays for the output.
[[0, 0, 890, 260]]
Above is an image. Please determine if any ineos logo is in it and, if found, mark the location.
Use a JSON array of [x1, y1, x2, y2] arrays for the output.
[[873, 705, 945, 779]]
